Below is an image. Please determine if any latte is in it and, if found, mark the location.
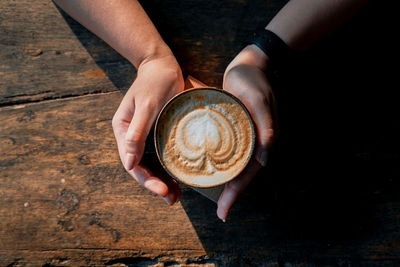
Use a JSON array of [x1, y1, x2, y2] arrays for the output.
[[155, 88, 255, 188]]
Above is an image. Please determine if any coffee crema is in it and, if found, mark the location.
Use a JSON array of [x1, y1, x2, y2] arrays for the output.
[[155, 88, 255, 188]]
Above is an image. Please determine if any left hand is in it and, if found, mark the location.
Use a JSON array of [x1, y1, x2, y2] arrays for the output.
[[217, 44, 278, 221], [112, 53, 184, 205]]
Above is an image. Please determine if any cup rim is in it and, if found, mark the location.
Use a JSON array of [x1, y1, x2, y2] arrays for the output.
[[154, 87, 256, 188]]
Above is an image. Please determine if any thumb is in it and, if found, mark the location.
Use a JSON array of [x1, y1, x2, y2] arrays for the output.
[[124, 101, 158, 171], [217, 157, 261, 221]]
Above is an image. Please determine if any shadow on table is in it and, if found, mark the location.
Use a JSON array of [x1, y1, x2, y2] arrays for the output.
[[55, 5, 136, 93], [173, 3, 400, 264], [54, 0, 286, 89], [56, 1, 399, 265]]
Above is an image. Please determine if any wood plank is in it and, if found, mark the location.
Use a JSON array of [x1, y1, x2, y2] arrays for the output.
[[0, 0, 135, 106], [0, 92, 209, 265]]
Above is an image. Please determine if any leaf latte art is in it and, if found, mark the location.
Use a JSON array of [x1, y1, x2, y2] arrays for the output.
[[174, 106, 238, 174], [156, 89, 255, 187]]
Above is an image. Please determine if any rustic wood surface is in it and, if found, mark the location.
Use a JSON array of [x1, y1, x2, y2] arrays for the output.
[[1, 0, 400, 266]]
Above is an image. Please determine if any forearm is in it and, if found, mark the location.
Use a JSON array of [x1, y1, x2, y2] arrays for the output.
[[54, 0, 172, 68], [266, 0, 367, 51]]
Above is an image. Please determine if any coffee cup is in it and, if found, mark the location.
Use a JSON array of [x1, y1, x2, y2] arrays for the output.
[[154, 83, 255, 201]]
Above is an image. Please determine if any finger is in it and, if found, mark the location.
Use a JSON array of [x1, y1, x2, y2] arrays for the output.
[[162, 178, 182, 205], [217, 159, 261, 221], [114, 118, 182, 205], [232, 89, 274, 167], [131, 165, 168, 196], [124, 100, 159, 170], [249, 97, 274, 167], [130, 164, 181, 205], [112, 95, 135, 164]]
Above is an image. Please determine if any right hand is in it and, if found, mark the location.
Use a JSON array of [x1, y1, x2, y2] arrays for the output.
[[112, 53, 184, 205], [217, 44, 278, 220]]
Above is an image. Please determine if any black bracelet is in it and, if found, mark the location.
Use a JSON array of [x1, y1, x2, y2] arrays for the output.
[[247, 29, 295, 68]]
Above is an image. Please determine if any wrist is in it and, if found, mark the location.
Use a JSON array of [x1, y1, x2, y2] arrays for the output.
[[137, 49, 184, 90], [138, 45, 180, 72], [226, 44, 270, 75], [132, 41, 175, 69]]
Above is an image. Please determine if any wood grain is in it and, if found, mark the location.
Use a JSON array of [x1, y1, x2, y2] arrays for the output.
[[0, 0, 135, 106], [0, 92, 209, 265], [1, 0, 400, 266]]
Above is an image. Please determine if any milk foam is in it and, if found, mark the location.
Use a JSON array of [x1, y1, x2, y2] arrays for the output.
[[174, 106, 238, 174], [186, 110, 218, 148], [156, 89, 254, 187]]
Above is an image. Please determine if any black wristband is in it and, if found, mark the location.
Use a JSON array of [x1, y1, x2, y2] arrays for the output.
[[247, 29, 294, 67]]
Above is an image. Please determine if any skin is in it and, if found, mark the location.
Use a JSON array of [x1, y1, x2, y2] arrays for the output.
[[54, 0, 366, 220]]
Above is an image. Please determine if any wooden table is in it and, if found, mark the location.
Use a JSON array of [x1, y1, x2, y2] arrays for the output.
[[1, 1, 399, 266]]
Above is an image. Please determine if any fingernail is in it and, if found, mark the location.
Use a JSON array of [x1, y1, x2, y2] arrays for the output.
[[144, 179, 168, 196], [163, 196, 173, 205], [217, 208, 227, 222], [125, 153, 136, 170], [260, 151, 268, 167]]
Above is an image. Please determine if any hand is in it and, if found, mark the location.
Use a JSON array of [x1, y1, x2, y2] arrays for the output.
[[112, 54, 184, 205], [217, 45, 277, 221]]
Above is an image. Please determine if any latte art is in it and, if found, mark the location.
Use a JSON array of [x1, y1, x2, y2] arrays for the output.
[[174, 105, 238, 174], [155, 88, 255, 187]]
